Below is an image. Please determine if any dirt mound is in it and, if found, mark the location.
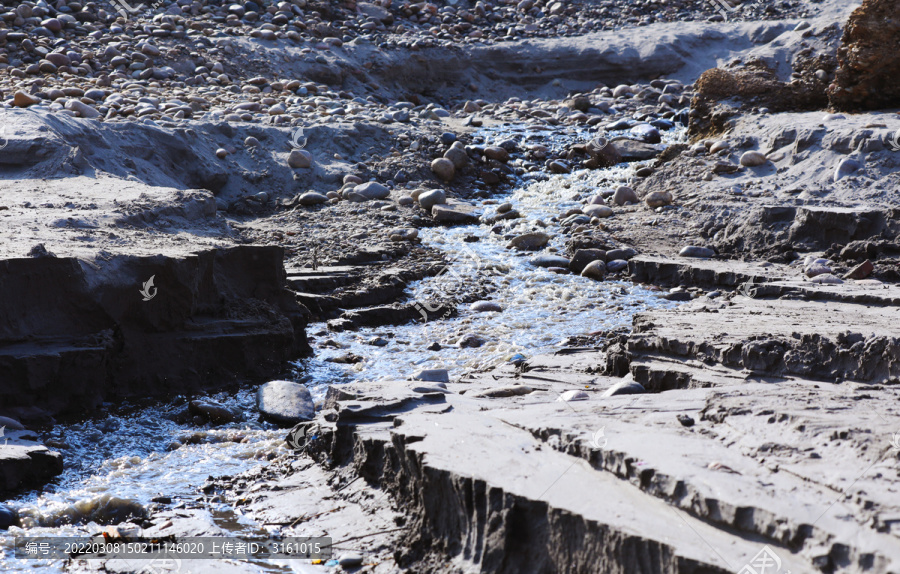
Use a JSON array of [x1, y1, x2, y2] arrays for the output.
[[828, 0, 900, 111], [689, 61, 831, 138]]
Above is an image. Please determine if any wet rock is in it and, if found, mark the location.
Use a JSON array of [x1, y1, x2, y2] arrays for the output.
[[0, 416, 25, 431], [581, 260, 606, 279], [606, 248, 637, 260], [679, 246, 716, 258], [257, 380, 315, 426], [557, 390, 589, 402], [457, 334, 485, 348], [508, 232, 550, 251], [484, 146, 509, 162], [470, 301, 502, 312], [440, 132, 457, 144], [584, 137, 622, 168], [418, 189, 447, 211], [603, 380, 645, 396], [644, 191, 673, 208], [353, 182, 390, 200], [630, 124, 661, 144], [605, 260, 628, 272], [843, 260, 874, 280], [569, 249, 606, 273], [189, 399, 238, 425], [612, 186, 638, 206], [288, 150, 312, 168], [0, 503, 18, 529], [549, 160, 571, 174], [611, 139, 662, 161], [432, 202, 478, 223], [412, 369, 450, 384], [740, 151, 767, 167], [0, 445, 64, 493], [298, 192, 328, 206], [531, 255, 571, 268], [431, 158, 455, 181]]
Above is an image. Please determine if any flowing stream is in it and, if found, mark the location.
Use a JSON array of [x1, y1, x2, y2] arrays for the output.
[[0, 125, 683, 573]]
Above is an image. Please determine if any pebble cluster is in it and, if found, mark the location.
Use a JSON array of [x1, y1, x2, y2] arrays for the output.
[[0, 0, 817, 124]]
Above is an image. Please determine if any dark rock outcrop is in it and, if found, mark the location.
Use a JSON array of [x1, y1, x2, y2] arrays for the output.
[[0, 246, 309, 422]]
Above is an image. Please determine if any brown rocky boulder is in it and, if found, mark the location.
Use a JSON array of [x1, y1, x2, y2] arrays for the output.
[[828, 0, 900, 110]]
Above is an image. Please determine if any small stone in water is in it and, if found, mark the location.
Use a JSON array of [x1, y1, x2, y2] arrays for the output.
[[470, 301, 502, 312], [605, 259, 628, 272], [257, 380, 315, 426], [457, 334, 485, 348], [580, 260, 607, 279], [0, 503, 17, 529]]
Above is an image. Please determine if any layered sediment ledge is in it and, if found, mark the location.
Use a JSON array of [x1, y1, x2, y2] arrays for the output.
[[0, 245, 308, 422], [290, 353, 900, 573]]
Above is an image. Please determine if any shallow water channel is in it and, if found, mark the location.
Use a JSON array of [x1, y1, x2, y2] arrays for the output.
[[0, 125, 683, 573]]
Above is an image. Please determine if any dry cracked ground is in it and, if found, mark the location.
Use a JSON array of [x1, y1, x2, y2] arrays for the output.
[[1, 0, 900, 572]]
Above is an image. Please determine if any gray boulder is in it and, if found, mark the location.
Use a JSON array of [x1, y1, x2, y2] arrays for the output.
[[257, 380, 315, 426]]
